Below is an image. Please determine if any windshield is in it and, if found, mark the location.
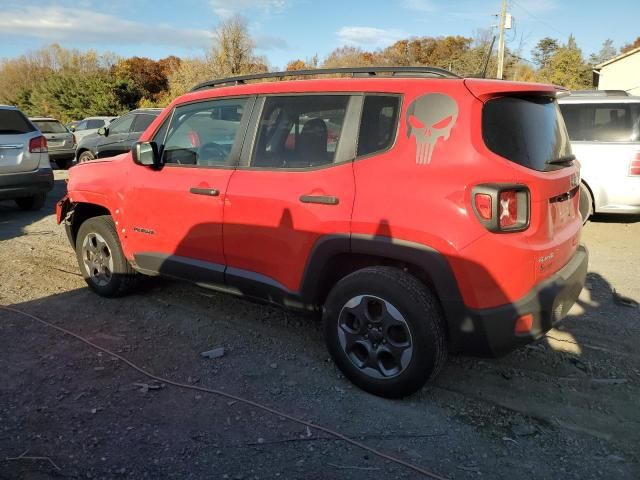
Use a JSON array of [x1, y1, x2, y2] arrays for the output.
[[483, 95, 573, 172], [33, 120, 68, 134], [559, 102, 640, 142]]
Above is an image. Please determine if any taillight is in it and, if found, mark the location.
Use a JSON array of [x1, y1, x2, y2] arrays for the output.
[[630, 152, 640, 176], [29, 135, 48, 153], [472, 184, 530, 232]]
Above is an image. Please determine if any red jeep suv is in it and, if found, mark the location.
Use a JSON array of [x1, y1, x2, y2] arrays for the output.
[[58, 67, 588, 397]]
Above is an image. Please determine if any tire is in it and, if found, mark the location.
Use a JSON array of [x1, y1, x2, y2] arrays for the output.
[[75, 215, 137, 297], [78, 150, 95, 163], [579, 183, 593, 225], [55, 158, 71, 169], [15, 193, 46, 211], [323, 266, 447, 398]]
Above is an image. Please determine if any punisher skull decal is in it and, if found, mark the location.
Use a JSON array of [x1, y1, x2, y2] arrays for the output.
[[406, 93, 458, 165]]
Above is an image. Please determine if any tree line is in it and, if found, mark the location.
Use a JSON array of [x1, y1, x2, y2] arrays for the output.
[[0, 15, 637, 123]]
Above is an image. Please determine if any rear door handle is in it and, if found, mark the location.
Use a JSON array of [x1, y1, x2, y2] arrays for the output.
[[190, 187, 220, 196], [299, 195, 340, 205]]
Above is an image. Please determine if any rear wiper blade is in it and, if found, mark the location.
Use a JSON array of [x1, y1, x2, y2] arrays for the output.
[[547, 155, 576, 165]]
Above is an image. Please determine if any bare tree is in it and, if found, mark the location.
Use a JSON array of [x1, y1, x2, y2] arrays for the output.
[[209, 15, 266, 76]]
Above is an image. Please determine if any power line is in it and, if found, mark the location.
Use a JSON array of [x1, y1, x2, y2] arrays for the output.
[[510, 0, 567, 39]]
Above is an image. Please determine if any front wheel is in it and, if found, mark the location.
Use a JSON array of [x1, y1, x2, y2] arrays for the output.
[[75, 215, 137, 297], [323, 266, 447, 398], [77, 150, 95, 163]]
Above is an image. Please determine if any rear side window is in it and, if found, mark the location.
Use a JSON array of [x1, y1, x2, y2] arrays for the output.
[[357, 95, 400, 157], [0, 109, 35, 135], [559, 103, 640, 142], [109, 114, 135, 134], [483, 96, 572, 172], [252, 95, 349, 169], [33, 120, 67, 134]]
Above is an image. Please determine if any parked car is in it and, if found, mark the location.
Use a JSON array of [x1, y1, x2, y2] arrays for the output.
[[30, 117, 76, 169], [75, 109, 161, 163], [70, 116, 116, 143], [559, 94, 640, 219], [0, 105, 53, 210], [58, 67, 587, 398]]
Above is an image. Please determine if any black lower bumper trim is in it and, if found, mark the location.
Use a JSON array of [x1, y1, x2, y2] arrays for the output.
[[456, 245, 589, 357], [0, 168, 54, 200]]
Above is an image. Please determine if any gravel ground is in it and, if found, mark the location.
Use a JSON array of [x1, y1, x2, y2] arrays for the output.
[[1, 170, 639, 479]]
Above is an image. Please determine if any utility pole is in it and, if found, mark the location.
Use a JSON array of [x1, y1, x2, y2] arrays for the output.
[[496, 0, 507, 79]]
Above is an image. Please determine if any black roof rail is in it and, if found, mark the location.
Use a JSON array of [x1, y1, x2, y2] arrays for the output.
[[190, 66, 460, 91]]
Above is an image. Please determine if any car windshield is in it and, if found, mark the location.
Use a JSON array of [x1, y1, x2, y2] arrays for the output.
[[0, 109, 36, 135], [483, 95, 573, 171], [33, 120, 68, 134], [559, 102, 640, 142]]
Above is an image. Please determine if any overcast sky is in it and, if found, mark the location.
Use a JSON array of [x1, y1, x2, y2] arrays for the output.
[[0, 0, 638, 69]]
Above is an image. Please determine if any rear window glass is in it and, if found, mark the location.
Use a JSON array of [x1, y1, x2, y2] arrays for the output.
[[559, 103, 640, 142], [33, 120, 68, 134], [0, 109, 36, 135], [357, 95, 400, 157], [483, 96, 572, 172]]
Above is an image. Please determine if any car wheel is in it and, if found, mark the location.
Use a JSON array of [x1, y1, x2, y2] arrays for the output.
[[76, 215, 137, 297], [55, 158, 71, 169], [78, 151, 95, 163], [323, 266, 447, 398], [579, 183, 593, 225], [15, 193, 46, 211]]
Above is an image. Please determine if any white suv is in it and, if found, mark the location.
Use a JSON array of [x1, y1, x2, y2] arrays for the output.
[[0, 105, 53, 210], [559, 93, 640, 219]]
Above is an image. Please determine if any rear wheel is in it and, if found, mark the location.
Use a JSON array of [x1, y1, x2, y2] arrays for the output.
[[78, 150, 95, 163], [76, 215, 137, 297], [15, 193, 46, 211], [579, 183, 593, 225], [323, 266, 447, 398]]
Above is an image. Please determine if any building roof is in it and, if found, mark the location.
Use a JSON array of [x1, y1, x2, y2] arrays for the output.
[[596, 46, 640, 69]]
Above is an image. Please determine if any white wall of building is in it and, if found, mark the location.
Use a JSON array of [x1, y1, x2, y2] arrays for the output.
[[598, 51, 640, 95]]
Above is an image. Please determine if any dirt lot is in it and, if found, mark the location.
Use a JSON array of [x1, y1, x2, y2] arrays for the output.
[[1, 170, 639, 479]]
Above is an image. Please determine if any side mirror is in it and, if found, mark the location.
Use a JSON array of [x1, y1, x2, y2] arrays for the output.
[[133, 141, 163, 169], [69, 125, 76, 132], [97, 127, 108, 137]]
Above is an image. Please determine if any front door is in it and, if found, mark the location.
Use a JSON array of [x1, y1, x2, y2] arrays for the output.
[[223, 94, 359, 297], [122, 97, 254, 284]]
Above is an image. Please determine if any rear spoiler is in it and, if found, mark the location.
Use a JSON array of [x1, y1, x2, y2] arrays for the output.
[[463, 79, 567, 101]]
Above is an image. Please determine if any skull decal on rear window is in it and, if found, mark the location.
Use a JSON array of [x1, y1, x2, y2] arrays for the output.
[[406, 93, 458, 165]]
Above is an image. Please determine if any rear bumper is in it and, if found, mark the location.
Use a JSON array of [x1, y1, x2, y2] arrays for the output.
[[48, 148, 76, 161], [0, 168, 54, 200], [457, 245, 589, 356]]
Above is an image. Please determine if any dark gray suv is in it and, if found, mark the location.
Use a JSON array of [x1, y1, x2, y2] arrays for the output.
[[0, 105, 53, 210], [75, 109, 161, 163]]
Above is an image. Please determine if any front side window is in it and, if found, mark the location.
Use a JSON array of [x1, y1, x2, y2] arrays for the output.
[[160, 98, 248, 167], [131, 113, 157, 133], [357, 95, 400, 157], [252, 95, 350, 169], [559, 103, 640, 142], [109, 114, 135, 135]]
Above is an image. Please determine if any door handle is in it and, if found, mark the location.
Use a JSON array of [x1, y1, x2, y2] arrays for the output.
[[299, 195, 339, 205], [190, 187, 220, 196]]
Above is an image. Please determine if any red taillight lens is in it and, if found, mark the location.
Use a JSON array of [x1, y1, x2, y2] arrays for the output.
[[29, 135, 48, 153], [474, 193, 493, 220], [630, 153, 640, 176], [499, 190, 518, 228]]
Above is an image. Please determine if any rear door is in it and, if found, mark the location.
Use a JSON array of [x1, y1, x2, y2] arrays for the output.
[[0, 109, 41, 173], [223, 94, 359, 296]]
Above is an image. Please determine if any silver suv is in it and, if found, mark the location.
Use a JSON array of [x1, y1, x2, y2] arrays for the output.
[[559, 94, 640, 219], [0, 106, 53, 210], [30, 117, 76, 170]]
